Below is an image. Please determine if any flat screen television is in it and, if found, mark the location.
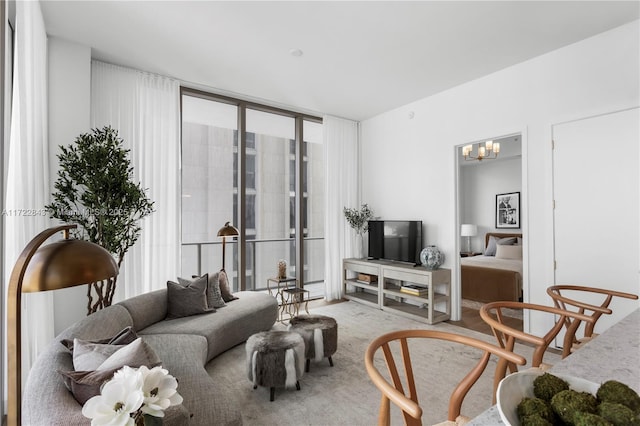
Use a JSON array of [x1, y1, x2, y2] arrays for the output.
[[368, 220, 422, 265]]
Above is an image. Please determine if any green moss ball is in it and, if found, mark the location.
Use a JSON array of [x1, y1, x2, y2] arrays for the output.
[[598, 401, 640, 426], [597, 380, 640, 415], [518, 397, 554, 423], [534, 373, 570, 402], [551, 389, 598, 424]]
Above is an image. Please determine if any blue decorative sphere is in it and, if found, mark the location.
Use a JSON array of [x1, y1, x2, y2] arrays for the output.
[[420, 245, 444, 270]]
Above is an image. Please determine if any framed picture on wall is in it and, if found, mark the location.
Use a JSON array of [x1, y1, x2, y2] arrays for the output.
[[496, 192, 520, 229]]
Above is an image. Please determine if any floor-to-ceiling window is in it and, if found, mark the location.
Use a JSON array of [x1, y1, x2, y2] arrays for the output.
[[180, 88, 324, 297]]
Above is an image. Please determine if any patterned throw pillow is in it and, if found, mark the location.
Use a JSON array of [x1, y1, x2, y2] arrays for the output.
[[167, 275, 213, 318], [189, 272, 226, 308]]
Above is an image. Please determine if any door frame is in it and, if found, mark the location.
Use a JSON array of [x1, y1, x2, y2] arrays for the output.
[[453, 129, 529, 321]]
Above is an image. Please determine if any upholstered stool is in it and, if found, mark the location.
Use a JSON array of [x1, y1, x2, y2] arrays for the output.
[[289, 314, 338, 372], [245, 330, 305, 401]]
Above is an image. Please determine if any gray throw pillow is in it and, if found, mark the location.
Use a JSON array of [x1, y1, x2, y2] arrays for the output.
[[218, 270, 238, 302], [484, 236, 518, 256], [58, 368, 119, 405], [59, 338, 162, 405], [185, 273, 226, 309], [61, 325, 138, 352], [167, 276, 214, 318]]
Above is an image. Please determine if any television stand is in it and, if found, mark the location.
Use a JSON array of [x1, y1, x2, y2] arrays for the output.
[[342, 258, 451, 324]]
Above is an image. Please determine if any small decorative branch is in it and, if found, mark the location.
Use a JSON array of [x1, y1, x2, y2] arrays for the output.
[[343, 204, 374, 235]]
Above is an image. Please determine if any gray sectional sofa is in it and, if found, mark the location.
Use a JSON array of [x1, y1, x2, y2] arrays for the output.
[[22, 289, 278, 425]]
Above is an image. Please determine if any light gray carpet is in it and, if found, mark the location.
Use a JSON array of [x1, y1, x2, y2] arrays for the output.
[[205, 301, 559, 425]]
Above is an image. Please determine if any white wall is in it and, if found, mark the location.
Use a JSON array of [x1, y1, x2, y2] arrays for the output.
[[360, 20, 640, 333], [48, 37, 92, 335]]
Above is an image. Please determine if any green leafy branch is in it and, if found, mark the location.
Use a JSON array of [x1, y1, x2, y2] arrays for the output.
[[343, 204, 374, 235]]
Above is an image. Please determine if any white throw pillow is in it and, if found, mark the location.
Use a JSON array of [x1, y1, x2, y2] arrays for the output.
[[97, 338, 161, 371], [495, 244, 523, 260], [72, 338, 125, 371]]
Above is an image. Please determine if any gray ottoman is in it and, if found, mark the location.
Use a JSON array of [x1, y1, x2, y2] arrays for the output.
[[245, 330, 305, 401], [289, 314, 338, 372]]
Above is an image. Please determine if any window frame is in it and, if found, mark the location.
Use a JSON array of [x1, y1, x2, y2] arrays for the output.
[[180, 87, 322, 291]]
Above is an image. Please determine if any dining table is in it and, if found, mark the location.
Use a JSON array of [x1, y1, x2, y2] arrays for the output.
[[468, 307, 640, 425]]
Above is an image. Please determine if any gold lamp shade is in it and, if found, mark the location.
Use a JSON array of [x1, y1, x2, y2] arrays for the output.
[[8, 224, 119, 426], [217, 221, 239, 237], [22, 238, 118, 292]]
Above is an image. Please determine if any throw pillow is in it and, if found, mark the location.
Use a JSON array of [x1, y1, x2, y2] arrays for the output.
[[72, 339, 125, 371], [495, 244, 523, 260], [58, 368, 119, 405], [97, 338, 162, 370], [60, 338, 162, 405], [185, 273, 226, 309], [167, 276, 213, 319], [484, 236, 518, 256], [218, 269, 238, 302], [61, 325, 138, 352]]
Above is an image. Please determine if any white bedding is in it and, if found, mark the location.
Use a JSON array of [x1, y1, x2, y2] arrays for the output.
[[460, 255, 523, 275]]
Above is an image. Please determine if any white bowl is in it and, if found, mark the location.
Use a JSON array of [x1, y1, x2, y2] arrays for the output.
[[496, 369, 599, 426]]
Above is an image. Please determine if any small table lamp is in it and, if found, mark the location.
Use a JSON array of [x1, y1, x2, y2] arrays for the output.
[[7, 224, 119, 426], [217, 221, 239, 271], [460, 224, 478, 253]]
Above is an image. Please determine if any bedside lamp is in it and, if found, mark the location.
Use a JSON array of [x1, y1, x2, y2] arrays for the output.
[[460, 224, 477, 253], [7, 224, 119, 426], [217, 221, 239, 271]]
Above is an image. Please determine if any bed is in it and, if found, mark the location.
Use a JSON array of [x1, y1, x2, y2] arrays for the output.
[[461, 232, 523, 303]]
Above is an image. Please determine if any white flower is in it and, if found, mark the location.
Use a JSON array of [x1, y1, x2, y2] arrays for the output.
[[82, 365, 182, 424], [138, 365, 184, 417], [82, 370, 144, 426]]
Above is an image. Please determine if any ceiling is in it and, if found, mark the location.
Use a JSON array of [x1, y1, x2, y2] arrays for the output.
[[40, 1, 639, 121]]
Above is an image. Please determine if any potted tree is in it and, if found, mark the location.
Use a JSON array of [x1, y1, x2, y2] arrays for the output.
[[47, 126, 154, 314]]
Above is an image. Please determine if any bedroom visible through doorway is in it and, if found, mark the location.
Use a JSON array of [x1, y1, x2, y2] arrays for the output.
[[455, 133, 524, 334]]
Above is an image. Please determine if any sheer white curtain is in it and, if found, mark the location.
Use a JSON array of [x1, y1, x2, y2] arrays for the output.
[[91, 61, 180, 299], [4, 0, 53, 385], [323, 116, 360, 300]]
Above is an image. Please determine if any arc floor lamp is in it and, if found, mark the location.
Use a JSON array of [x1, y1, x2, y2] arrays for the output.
[[7, 224, 119, 426]]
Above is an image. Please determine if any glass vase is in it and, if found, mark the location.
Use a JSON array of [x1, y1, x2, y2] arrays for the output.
[[355, 234, 364, 259]]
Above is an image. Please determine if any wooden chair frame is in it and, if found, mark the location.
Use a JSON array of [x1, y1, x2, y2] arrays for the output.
[[479, 301, 595, 402], [547, 284, 638, 358], [364, 329, 526, 426]]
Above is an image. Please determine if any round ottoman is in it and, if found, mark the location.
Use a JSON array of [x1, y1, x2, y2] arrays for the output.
[[289, 314, 338, 372], [245, 330, 305, 401]]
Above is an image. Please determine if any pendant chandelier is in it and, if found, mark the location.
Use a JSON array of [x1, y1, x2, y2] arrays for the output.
[[463, 140, 500, 161]]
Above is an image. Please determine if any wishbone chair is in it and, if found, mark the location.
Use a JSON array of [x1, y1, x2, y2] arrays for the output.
[[479, 301, 594, 403], [364, 329, 526, 426], [547, 284, 638, 358]]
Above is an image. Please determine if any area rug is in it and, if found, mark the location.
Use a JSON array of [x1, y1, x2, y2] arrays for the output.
[[205, 301, 558, 425]]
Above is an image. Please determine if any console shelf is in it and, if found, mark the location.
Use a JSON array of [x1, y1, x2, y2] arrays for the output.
[[342, 258, 451, 324]]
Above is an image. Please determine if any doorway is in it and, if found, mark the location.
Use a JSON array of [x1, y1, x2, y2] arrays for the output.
[[453, 133, 525, 334]]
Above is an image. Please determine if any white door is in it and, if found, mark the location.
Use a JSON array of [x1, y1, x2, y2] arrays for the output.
[[552, 108, 639, 342]]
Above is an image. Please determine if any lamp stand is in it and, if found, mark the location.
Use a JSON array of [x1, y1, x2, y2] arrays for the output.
[[221, 236, 226, 271], [8, 226, 73, 426], [7, 225, 119, 426], [465, 236, 472, 253]]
